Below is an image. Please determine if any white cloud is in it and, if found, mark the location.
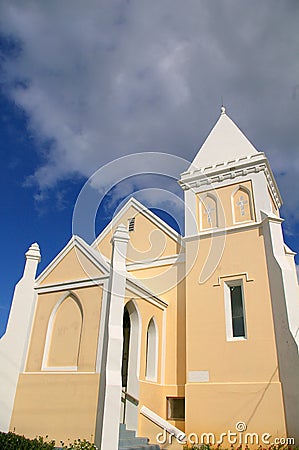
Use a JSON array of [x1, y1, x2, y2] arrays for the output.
[[0, 0, 299, 232]]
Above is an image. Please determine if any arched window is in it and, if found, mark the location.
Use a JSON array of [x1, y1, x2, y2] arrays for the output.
[[43, 293, 83, 370], [232, 186, 253, 223], [201, 194, 218, 229], [145, 317, 158, 381]]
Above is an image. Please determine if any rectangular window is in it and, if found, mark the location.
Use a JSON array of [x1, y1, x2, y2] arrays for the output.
[[230, 285, 245, 337], [167, 397, 185, 420], [224, 280, 247, 340]]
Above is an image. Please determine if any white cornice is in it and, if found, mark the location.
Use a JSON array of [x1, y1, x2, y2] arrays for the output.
[[126, 278, 168, 310], [184, 219, 263, 242], [126, 253, 185, 271], [92, 196, 183, 249], [35, 262, 168, 309], [35, 276, 109, 294], [179, 152, 282, 210]]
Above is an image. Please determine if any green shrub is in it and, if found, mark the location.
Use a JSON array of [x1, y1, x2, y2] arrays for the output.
[[60, 439, 98, 450], [0, 431, 55, 449]]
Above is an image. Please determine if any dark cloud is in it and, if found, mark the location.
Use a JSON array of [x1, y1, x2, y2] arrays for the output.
[[0, 0, 298, 227]]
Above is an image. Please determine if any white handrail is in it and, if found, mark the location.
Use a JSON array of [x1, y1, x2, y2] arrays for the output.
[[140, 406, 186, 443]]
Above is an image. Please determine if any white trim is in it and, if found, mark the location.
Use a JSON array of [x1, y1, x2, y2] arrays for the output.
[[36, 235, 110, 285], [180, 153, 282, 208], [224, 279, 247, 341], [213, 272, 254, 287], [126, 279, 168, 310], [42, 366, 78, 372], [92, 197, 183, 249], [161, 309, 167, 384], [184, 219, 262, 242], [95, 280, 109, 373], [35, 277, 108, 294], [41, 291, 83, 371], [126, 253, 185, 271], [24, 371, 96, 374]]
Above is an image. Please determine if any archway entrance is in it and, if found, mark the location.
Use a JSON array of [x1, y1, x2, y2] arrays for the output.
[[121, 302, 140, 432]]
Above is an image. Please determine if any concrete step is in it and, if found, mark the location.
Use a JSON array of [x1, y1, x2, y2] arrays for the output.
[[119, 437, 149, 446], [119, 424, 159, 450], [119, 429, 137, 439]]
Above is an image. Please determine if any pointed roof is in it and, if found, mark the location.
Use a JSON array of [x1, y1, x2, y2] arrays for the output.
[[189, 107, 259, 170]]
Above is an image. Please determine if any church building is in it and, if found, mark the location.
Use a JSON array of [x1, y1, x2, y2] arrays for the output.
[[0, 108, 298, 449]]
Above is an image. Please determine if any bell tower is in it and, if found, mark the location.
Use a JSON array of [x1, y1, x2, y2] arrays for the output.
[[179, 108, 299, 442]]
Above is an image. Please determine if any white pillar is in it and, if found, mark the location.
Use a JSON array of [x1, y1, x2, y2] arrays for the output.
[[262, 212, 299, 348], [0, 243, 41, 431], [262, 213, 299, 439], [95, 225, 129, 450]]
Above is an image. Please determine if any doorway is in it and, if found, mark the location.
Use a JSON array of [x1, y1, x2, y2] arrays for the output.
[[121, 301, 140, 432]]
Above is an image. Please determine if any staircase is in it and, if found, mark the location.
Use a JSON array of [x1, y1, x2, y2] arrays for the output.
[[119, 424, 160, 450]]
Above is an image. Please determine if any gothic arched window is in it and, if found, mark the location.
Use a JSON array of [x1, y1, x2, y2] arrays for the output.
[[232, 186, 253, 223], [201, 194, 218, 229], [145, 317, 158, 381], [43, 293, 83, 370]]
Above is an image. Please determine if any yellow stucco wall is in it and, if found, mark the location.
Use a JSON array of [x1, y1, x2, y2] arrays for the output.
[[128, 264, 186, 388], [39, 246, 105, 286], [10, 285, 103, 443], [26, 286, 103, 372], [10, 373, 100, 443], [184, 223, 286, 439], [97, 205, 181, 262]]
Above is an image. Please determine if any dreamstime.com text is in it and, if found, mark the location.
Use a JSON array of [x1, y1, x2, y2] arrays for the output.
[[156, 422, 295, 446]]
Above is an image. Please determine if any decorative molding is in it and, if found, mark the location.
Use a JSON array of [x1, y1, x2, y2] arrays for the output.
[[213, 272, 254, 287], [184, 219, 262, 242], [35, 277, 108, 294], [179, 152, 282, 210], [126, 253, 185, 271]]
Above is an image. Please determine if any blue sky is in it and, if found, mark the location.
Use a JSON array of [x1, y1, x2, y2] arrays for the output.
[[0, 1, 299, 336]]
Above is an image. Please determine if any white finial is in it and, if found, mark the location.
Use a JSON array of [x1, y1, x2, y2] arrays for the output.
[[221, 105, 226, 115], [25, 242, 41, 262]]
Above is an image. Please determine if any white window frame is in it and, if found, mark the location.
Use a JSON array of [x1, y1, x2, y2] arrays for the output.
[[224, 279, 247, 341]]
